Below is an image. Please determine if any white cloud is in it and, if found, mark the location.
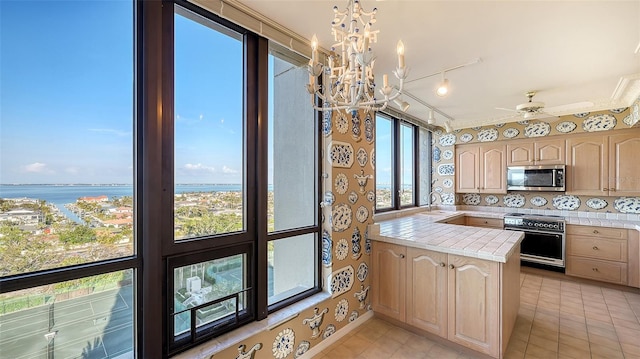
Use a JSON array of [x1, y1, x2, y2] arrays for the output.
[[23, 162, 48, 173], [222, 166, 238, 174], [220, 118, 225, 124], [183, 163, 215, 173], [199, 114, 204, 120]]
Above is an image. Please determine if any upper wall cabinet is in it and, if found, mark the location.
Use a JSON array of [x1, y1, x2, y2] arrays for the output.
[[566, 128, 640, 196], [456, 143, 507, 194], [506, 138, 565, 166]]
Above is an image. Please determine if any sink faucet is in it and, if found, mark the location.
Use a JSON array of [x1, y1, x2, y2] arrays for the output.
[[428, 191, 441, 212]]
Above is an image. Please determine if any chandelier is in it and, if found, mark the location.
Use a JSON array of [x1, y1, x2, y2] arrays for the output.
[[307, 0, 408, 114]]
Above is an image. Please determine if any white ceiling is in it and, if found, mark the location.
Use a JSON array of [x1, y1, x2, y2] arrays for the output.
[[237, 0, 640, 129]]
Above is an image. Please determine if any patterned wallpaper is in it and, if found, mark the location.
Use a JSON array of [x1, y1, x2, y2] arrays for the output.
[[210, 109, 374, 359], [432, 97, 640, 214]]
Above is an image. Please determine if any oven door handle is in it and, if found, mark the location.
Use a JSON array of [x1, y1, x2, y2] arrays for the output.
[[503, 227, 564, 236]]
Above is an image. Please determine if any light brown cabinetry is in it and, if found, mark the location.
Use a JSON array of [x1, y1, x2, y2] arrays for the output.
[[373, 241, 520, 358], [566, 129, 640, 196], [456, 143, 507, 194], [465, 217, 503, 229], [371, 241, 406, 321], [566, 225, 640, 287], [506, 138, 565, 166], [444, 216, 466, 225]]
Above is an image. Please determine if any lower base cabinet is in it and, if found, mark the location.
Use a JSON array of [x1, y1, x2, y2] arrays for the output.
[[372, 241, 520, 359]]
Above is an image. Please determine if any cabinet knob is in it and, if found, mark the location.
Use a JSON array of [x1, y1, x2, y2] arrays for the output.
[[484, 221, 488, 224], [449, 264, 455, 269], [399, 254, 405, 259], [439, 262, 446, 267], [592, 267, 599, 272], [602, 188, 609, 191], [593, 246, 599, 250], [611, 188, 616, 192], [593, 230, 599, 234]]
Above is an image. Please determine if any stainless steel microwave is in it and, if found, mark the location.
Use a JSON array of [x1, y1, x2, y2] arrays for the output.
[[506, 165, 565, 191]]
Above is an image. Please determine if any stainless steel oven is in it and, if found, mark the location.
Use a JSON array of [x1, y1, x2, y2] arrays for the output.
[[503, 213, 565, 268]]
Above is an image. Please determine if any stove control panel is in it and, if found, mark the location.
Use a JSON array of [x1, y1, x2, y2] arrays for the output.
[[504, 216, 564, 232]]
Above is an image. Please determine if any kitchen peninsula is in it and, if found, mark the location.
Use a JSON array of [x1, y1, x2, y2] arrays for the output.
[[368, 211, 523, 359]]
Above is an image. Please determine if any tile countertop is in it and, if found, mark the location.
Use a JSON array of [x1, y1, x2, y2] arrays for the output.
[[367, 211, 524, 263], [368, 208, 640, 263]]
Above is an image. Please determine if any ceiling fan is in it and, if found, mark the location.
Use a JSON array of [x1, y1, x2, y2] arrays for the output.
[[497, 91, 593, 122]]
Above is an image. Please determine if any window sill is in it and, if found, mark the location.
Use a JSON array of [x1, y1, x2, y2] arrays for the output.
[[172, 291, 332, 358]]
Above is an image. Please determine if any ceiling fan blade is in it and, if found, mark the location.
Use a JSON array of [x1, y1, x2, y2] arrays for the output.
[[495, 107, 518, 112]]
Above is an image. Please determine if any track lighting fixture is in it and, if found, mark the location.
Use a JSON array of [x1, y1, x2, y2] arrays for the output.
[[427, 110, 436, 124], [444, 120, 453, 133], [393, 98, 410, 112], [436, 72, 449, 97]]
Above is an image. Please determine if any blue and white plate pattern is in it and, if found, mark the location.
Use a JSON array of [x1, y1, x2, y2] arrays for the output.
[[471, 126, 482, 131], [348, 311, 359, 322], [434, 186, 443, 193], [330, 265, 354, 298], [335, 238, 349, 261], [582, 114, 617, 132], [437, 164, 455, 176], [370, 148, 375, 170], [322, 324, 336, 339], [329, 141, 354, 168], [439, 133, 457, 147], [334, 173, 349, 195], [586, 198, 607, 210], [517, 120, 529, 125], [485, 195, 499, 205], [504, 194, 526, 208], [273, 328, 296, 359], [322, 230, 332, 266], [355, 205, 369, 223], [524, 122, 551, 137], [322, 110, 332, 136], [495, 123, 505, 128], [295, 341, 310, 358], [433, 146, 441, 163], [556, 121, 577, 133], [335, 111, 348, 134], [357, 262, 369, 282], [335, 299, 349, 322], [459, 133, 474, 143], [530, 196, 548, 207], [442, 149, 454, 160], [364, 112, 374, 143], [552, 195, 581, 210], [324, 191, 335, 206], [351, 112, 361, 141], [442, 178, 453, 188], [502, 128, 519, 138], [623, 114, 634, 127], [441, 193, 455, 205], [609, 108, 628, 114], [613, 197, 640, 214], [462, 193, 481, 206], [366, 190, 375, 202], [357, 147, 368, 167], [348, 191, 358, 205], [477, 128, 499, 142], [573, 112, 590, 118], [331, 203, 352, 232]]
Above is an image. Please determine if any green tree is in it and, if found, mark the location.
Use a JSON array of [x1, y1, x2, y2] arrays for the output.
[[0, 224, 54, 276], [59, 225, 97, 245]]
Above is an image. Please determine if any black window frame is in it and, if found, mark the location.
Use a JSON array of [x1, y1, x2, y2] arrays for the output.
[[375, 112, 421, 212]]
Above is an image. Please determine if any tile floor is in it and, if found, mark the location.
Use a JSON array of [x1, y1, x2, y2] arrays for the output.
[[314, 268, 640, 359]]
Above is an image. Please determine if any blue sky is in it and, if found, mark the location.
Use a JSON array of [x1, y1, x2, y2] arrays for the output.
[[0, 1, 252, 184]]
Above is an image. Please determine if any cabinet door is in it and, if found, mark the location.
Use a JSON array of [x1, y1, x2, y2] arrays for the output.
[[480, 143, 506, 194], [406, 248, 447, 337], [448, 255, 499, 357], [371, 241, 406, 321], [609, 130, 640, 196], [535, 138, 565, 165], [566, 135, 608, 196], [456, 145, 480, 193], [506, 142, 534, 166]]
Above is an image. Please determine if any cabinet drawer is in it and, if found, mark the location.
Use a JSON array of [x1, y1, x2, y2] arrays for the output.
[[567, 225, 627, 239], [466, 217, 503, 229], [567, 256, 628, 285], [567, 236, 627, 262]]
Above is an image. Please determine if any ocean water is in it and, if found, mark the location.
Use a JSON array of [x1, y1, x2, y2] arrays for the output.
[[0, 184, 244, 222]]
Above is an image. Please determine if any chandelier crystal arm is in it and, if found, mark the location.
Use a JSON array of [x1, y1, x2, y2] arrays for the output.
[[307, 0, 407, 114]]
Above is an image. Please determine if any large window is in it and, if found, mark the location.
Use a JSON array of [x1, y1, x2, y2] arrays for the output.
[[0, 1, 136, 358], [166, 4, 319, 354], [375, 113, 421, 211]]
